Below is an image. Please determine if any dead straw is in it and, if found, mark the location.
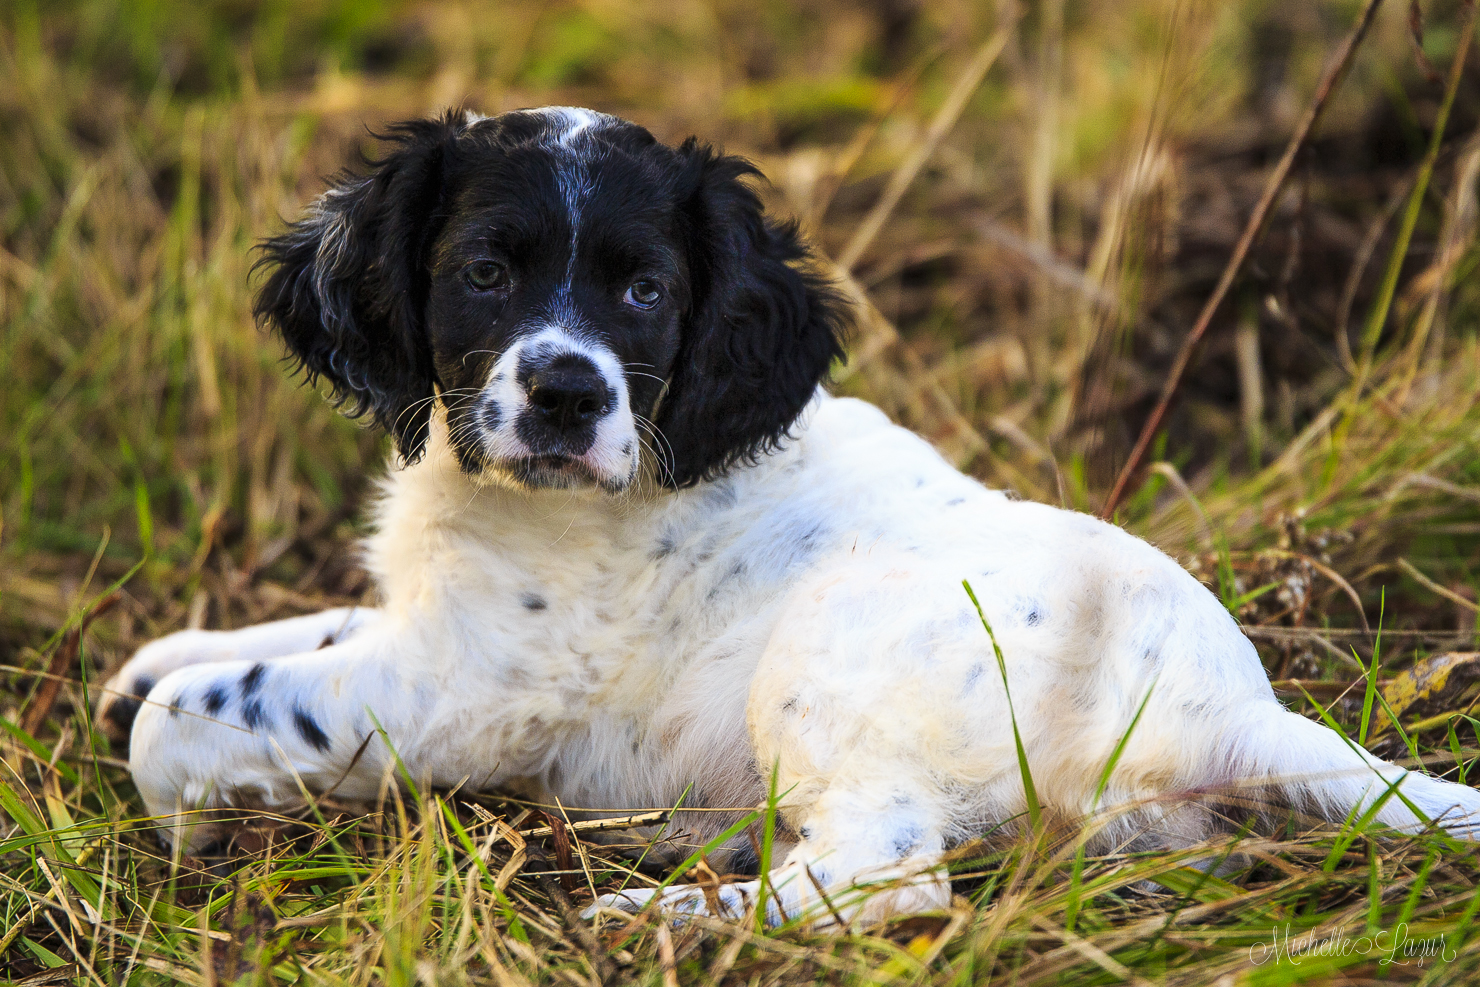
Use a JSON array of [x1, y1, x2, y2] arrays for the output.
[[1099, 0, 1387, 519]]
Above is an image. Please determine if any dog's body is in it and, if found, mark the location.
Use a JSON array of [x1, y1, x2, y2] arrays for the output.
[[101, 107, 1480, 926]]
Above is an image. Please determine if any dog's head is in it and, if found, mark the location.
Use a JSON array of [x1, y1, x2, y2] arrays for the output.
[[254, 107, 845, 491]]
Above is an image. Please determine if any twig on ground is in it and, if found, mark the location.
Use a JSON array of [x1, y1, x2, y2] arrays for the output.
[[524, 843, 618, 985], [1100, 0, 1387, 519]]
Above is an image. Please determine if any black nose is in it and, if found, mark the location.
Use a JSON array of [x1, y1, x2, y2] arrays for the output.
[[525, 357, 611, 431]]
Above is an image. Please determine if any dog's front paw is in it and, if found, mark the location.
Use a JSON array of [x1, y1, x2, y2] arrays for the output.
[[96, 630, 220, 747]]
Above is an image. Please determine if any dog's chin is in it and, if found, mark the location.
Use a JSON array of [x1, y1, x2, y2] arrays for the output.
[[486, 454, 633, 494]]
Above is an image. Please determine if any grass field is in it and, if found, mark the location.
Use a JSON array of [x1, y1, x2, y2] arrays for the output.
[[6, 0, 1480, 982]]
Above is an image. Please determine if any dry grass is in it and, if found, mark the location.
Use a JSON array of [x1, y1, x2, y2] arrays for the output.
[[6, 0, 1480, 982]]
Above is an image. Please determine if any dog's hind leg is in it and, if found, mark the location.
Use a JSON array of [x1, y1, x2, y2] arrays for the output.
[[586, 773, 951, 929], [98, 607, 379, 745]]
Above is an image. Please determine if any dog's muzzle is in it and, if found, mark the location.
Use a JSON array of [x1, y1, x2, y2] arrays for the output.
[[472, 331, 640, 491]]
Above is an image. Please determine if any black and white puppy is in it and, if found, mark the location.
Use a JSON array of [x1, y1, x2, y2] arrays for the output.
[[100, 106, 1480, 926]]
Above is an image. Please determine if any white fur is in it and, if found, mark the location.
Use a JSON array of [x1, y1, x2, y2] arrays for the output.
[[104, 392, 1480, 927]]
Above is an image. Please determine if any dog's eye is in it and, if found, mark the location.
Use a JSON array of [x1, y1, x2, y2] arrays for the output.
[[624, 281, 662, 310], [465, 261, 511, 292]]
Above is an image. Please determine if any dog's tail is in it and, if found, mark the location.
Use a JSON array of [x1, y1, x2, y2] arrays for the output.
[[1228, 701, 1480, 839]]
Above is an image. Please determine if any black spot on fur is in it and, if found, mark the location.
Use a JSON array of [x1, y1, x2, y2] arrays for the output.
[[104, 676, 155, 735], [241, 662, 268, 698], [203, 685, 229, 716], [481, 399, 502, 432], [242, 699, 270, 731], [892, 826, 924, 859], [293, 705, 332, 752], [728, 843, 761, 876], [168, 693, 184, 718], [799, 825, 813, 841], [521, 592, 548, 611], [1024, 607, 1043, 627], [454, 441, 487, 475]]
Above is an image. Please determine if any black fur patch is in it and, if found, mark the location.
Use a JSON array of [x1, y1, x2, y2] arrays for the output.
[[254, 115, 464, 464], [292, 706, 332, 753], [103, 676, 155, 735], [892, 826, 924, 859], [242, 699, 270, 731], [728, 843, 761, 876], [240, 662, 268, 698], [202, 685, 229, 715]]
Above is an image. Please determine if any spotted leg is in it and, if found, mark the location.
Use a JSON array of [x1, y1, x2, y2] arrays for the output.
[[125, 625, 423, 850], [586, 773, 951, 929], [97, 607, 378, 745]]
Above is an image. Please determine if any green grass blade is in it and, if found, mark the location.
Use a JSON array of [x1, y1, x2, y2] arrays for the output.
[[755, 758, 781, 932], [1066, 676, 1158, 932], [963, 580, 1042, 833]]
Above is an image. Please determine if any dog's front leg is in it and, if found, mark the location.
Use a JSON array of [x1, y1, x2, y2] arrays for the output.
[[98, 607, 379, 744], [127, 628, 431, 848]]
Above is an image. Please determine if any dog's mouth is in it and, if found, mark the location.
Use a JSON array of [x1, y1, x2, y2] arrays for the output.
[[504, 454, 610, 490]]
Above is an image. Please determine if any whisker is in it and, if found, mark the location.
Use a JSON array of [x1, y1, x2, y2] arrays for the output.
[[460, 349, 502, 368], [632, 414, 677, 488]]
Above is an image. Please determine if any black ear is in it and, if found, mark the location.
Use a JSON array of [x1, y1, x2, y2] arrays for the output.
[[253, 113, 466, 463], [659, 142, 847, 487]]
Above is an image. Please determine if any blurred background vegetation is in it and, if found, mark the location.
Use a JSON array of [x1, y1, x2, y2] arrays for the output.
[[7, 1, 1480, 983]]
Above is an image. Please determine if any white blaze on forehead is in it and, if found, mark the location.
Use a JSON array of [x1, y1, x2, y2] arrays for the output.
[[522, 108, 616, 303], [527, 106, 612, 142]]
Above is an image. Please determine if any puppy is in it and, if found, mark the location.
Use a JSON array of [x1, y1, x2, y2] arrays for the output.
[[100, 106, 1480, 926]]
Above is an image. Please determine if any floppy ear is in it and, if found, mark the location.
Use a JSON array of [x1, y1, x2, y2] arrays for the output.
[[659, 141, 848, 487], [253, 113, 466, 463]]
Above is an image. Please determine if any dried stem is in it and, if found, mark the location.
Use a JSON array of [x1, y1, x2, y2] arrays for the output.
[[1099, 0, 1386, 519]]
